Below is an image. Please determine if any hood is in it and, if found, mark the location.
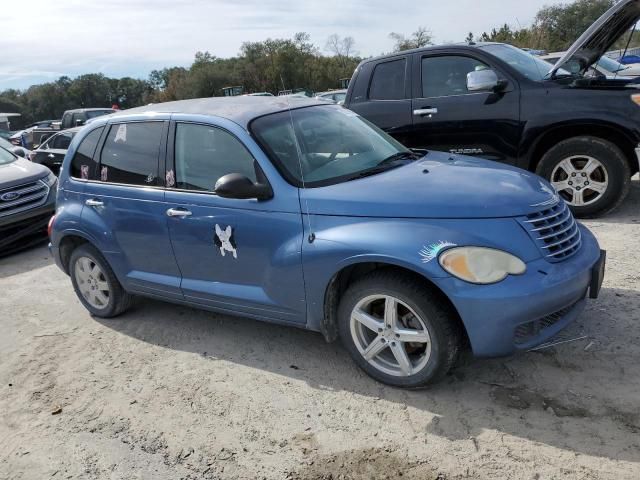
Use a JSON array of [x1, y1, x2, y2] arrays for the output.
[[552, 0, 640, 77], [0, 157, 50, 188], [301, 152, 560, 219]]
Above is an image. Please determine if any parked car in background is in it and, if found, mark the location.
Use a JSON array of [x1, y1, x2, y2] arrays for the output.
[[0, 144, 57, 257], [542, 52, 640, 78], [61, 108, 115, 129], [28, 119, 60, 130], [345, 0, 640, 218], [315, 89, 347, 104], [49, 96, 604, 388], [0, 136, 30, 159], [29, 127, 80, 175]]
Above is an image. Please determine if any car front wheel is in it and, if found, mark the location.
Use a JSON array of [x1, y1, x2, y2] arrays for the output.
[[338, 270, 462, 388], [536, 136, 631, 218]]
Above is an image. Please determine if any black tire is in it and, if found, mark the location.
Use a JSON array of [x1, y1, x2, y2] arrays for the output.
[[69, 243, 132, 318], [536, 136, 631, 218], [337, 270, 462, 388]]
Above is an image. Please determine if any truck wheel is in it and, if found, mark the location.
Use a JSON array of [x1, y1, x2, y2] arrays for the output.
[[337, 270, 462, 388], [536, 136, 631, 218], [69, 244, 132, 318]]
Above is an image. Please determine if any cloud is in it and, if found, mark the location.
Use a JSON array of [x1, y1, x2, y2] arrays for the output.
[[1, 0, 555, 89]]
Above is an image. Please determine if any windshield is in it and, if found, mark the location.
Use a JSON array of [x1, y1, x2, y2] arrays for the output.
[[251, 105, 413, 187], [479, 44, 567, 80], [0, 145, 16, 165]]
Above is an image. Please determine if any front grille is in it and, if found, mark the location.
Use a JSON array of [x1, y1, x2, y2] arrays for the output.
[[519, 201, 581, 262], [514, 301, 579, 345], [0, 180, 49, 218]]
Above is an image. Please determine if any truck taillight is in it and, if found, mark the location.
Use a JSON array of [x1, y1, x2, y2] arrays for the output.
[[48, 215, 56, 238]]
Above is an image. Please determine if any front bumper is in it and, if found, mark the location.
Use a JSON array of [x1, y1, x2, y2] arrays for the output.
[[433, 224, 602, 357], [0, 188, 56, 257]]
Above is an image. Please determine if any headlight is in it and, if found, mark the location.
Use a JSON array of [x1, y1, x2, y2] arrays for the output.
[[44, 171, 57, 187], [439, 247, 526, 284]]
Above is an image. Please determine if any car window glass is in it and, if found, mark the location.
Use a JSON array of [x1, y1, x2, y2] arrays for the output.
[[99, 122, 163, 186], [52, 132, 73, 149], [369, 59, 406, 100], [422, 56, 490, 97], [174, 123, 257, 191], [251, 105, 408, 187], [70, 127, 104, 180]]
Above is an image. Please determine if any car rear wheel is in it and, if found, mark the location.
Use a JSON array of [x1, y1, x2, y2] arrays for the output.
[[337, 270, 462, 388], [69, 244, 132, 317], [536, 136, 631, 218]]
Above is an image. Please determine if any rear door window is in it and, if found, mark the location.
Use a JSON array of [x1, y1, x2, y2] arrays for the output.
[[173, 123, 257, 192], [70, 127, 104, 180], [99, 122, 164, 186], [369, 59, 407, 100], [421, 56, 490, 97], [51, 132, 73, 149]]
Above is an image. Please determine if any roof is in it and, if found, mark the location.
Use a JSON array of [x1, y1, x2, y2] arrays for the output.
[[359, 42, 504, 65], [63, 108, 115, 113], [111, 96, 323, 128]]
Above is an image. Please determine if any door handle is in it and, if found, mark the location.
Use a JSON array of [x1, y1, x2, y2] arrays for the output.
[[85, 199, 104, 207], [413, 108, 438, 116], [47, 153, 55, 159], [166, 208, 192, 217]]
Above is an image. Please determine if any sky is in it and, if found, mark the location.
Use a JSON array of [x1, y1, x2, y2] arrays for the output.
[[1, 0, 560, 90]]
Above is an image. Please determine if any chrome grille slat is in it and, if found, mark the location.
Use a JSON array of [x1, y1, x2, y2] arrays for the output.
[[537, 221, 576, 240], [518, 200, 582, 263], [546, 229, 582, 258], [0, 190, 48, 210], [0, 180, 49, 218]]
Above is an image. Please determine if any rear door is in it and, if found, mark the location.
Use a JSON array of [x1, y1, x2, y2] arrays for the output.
[[164, 117, 306, 324], [347, 57, 413, 145], [408, 52, 521, 163], [79, 119, 183, 299], [33, 131, 74, 174]]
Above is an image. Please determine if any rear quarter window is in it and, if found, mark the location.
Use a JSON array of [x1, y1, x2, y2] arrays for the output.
[[70, 127, 104, 180]]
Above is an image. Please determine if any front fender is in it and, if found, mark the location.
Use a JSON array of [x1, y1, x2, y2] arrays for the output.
[[302, 215, 540, 332]]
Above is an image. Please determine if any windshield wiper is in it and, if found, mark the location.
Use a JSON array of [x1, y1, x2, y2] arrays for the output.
[[347, 152, 420, 181], [377, 151, 421, 166]]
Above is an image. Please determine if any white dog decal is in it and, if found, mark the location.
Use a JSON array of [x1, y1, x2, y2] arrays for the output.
[[214, 224, 238, 258]]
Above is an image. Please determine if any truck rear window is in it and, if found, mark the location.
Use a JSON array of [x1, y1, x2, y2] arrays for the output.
[[369, 59, 406, 100]]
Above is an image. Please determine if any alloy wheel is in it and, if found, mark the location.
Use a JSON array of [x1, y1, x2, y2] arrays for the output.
[[350, 295, 432, 377], [550, 155, 609, 207], [74, 256, 110, 310]]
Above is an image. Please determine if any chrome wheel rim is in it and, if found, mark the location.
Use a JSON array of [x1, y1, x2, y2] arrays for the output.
[[550, 155, 608, 207], [350, 295, 432, 377], [74, 256, 110, 309]]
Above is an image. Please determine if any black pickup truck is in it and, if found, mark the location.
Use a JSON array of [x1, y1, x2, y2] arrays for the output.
[[345, 0, 640, 217]]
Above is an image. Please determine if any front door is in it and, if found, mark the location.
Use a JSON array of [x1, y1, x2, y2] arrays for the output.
[[164, 120, 306, 324], [409, 53, 521, 164], [79, 119, 183, 300]]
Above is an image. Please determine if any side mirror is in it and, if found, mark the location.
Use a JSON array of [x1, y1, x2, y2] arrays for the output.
[[467, 69, 507, 92], [214, 173, 273, 200]]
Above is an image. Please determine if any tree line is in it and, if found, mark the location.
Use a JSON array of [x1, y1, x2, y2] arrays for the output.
[[0, 0, 634, 130]]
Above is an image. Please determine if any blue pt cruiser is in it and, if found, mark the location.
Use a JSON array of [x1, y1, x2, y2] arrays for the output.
[[49, 97, 605, 388]]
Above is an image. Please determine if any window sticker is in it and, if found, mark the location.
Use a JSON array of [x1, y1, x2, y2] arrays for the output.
[[165, 169, 175, 187], [145, 173, 156, 184], [101, 166, 108, 182], [80, 165, 89, 180], [419, 241, 457, 263], [214, 224, 237, 259], [114, 124, 127, 143]]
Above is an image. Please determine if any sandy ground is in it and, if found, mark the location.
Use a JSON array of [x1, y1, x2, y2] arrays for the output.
[[1, 181, 639, 480]]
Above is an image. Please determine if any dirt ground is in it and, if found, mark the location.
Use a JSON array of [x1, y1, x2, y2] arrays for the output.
[[1, 181, 639, 480]]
